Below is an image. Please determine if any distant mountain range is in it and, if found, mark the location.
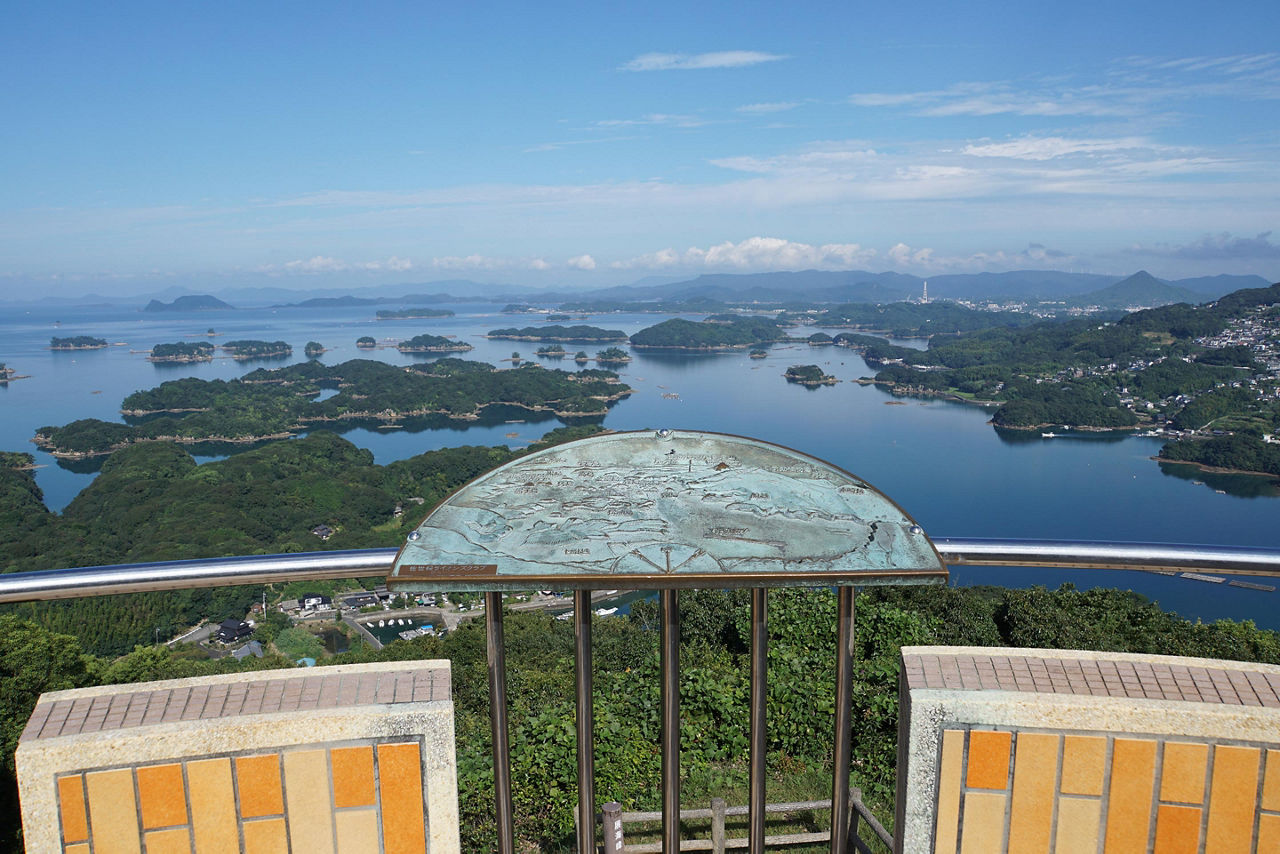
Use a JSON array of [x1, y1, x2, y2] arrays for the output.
[[1065, 271, 1203, 310]]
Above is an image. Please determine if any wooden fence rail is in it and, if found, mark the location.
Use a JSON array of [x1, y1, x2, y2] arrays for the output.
[[587, 789, 894, 854]]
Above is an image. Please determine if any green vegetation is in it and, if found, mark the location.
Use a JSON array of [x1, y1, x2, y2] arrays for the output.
[[356, 336, 377, 348], [34, 359, 631, 456], [535, 344, 566, 358], [143, 295, 234, 312], [574, 351, 589, 363], [749, 349, 767, 359], [818, 301, 1035, 337], [1161, 434, 1280, 476], [396, 333, 474, 353], [857, 283, 1280, 434], [595, 347, 631, 365], [486, 325, 628, 342], [149, 341, 214, 362], [784, 365, 836, 386], [50, 336, 107, 350], [304, 341, 325, 358], [221, 339, 291, 359], [630, 317, 788, 349], [375, 308, 455, 319], [807, 332, 833, 345]]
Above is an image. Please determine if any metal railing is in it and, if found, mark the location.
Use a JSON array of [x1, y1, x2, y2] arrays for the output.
[[6, 539, 1280, 603], [5, 538, 1280, 854]]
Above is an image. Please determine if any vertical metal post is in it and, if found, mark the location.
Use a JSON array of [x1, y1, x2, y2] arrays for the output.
[[486, 592, 515, 854], [574, 590, 596, 854], [829, 587, 856, 854], [602, 802, 625, 854], [749, 588, 767, 854], [660, 589, 681, 854]]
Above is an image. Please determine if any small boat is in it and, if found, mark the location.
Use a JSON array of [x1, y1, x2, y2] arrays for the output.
[[594, 607, 618, 617], [1192, 480, 1204, 485], [1041, 432, 1057, 438], [378, 620, 385, 627], [1215, 489, 1227, 494]]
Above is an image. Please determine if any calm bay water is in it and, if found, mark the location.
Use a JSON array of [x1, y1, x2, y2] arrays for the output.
[[3, 302, 1280, 626]]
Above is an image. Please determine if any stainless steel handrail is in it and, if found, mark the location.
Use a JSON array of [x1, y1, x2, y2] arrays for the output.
[[5, 539, 1280, 603]]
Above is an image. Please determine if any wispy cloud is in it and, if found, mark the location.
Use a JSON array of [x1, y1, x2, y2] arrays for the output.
[[275, 255, 413, 273], [523, 136, 639, 153], [595, 113, 711, 128], [962, 136, 1168, 161], [620, 51, 787, 72], [736, 101, 799, 114], [566, 254, 597, 270]]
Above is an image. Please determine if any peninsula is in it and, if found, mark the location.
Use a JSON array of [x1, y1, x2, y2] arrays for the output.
[[143, 294, 235, 312]]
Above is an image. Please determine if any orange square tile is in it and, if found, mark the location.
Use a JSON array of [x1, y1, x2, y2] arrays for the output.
[[1258, 813, 1280, 852], [143, 828, 192, 854], [242, 818, 288, 854], [136, 764, 188, 829], [1061, 735, 1106, 796], [1008, 732, 1058, 852], [378, 742, 427, 854], [235, 754, 284, 819], [85, 768, 141, 854], [959, 791, 1006, 854], [965, 730, 1012, 791], [282, 749, 334, 852], [65, 846, 90, 854], [1153, 804, 1201, 854], [1160, 742, 1208, 805], [1103, 738, 1157, 853], [934, 730, 964, 854], [331, 746, 376, 809], [186, 758, 238, 854], [1206, 745, 1260, 852], [1263, 749, 1280, 812], [57, 774, 89, 843]]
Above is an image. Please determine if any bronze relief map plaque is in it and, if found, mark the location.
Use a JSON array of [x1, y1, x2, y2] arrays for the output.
[[388, 430, 947, 591]]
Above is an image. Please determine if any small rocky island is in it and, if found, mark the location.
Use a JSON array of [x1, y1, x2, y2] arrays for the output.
[[221, 340, 292, 359], [396, 333, 474, 353], [148, 341, 215, 363], [785, 365, 838, 386], [51, 336, 108, 350], [486, 325, 628, 343]]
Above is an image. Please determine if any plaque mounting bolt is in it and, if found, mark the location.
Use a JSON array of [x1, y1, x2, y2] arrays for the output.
[[407, 530, 421, 541], [657, 429, 673, 439], [909, 525, 922, 535]]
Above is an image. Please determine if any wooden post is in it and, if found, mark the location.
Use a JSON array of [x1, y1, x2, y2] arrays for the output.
[[848, 788, 861, 850], [712, 797, 727, 854], [602, 802, 625, 854]]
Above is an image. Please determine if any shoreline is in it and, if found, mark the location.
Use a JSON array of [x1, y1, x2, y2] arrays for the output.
[[1153, 456, 1280, 480]]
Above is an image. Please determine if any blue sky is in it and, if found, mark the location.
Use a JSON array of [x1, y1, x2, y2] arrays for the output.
[[3, 0, 1279, 295]]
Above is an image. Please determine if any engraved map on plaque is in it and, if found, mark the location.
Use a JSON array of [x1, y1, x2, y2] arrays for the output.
[[389, 430, 947, 590]]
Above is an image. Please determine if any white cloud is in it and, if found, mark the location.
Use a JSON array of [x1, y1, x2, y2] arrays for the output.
[[283, 255, 349, 273], [1124, 232, 1280, 261], [736, 102, 798, 114], [567, 254, 597, 270], [614, 236, 877, 271], [962, 136, 1159, 161], [620, 51, 787, 72], [530, 258, 551, 271]]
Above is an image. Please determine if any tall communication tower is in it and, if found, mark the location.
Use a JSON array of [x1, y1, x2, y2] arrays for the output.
[[922, 281, 929, 304]]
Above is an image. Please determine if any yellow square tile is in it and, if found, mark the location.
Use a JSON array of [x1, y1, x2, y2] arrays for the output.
[[1103, 738, 1157, 853], [282, 749, 334, 854], [243, 818, 288, 854], [331, 746, 376, 809], [57, 775, 89, 844], [235, 754, 284, 819], [934, 730, 964, 854], [143, 828, 191, 854], [186, 758, 238, 854], [1153, 804, 1201, 854], [1160, 742, 1208, 805], [1008, 732, 1058, 852], [1206, 745, 1260, 852], [959, 791, 1006, 854], [335, 810, 380, 854], [378, 742, 427, 854], [1053, 797, 1101, 854], [1060, 735, 1106, 797], [85, 768, 141, 854]]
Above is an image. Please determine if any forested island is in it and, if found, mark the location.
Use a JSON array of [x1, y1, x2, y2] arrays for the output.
[[595, 346, 631, 365], [304, 341, 326, 357], [376, 308, 455, 319], [799, 301, 1038, 337], [50, 336, 108, 350], [785, 364, 837, 386], [356, 336, 377, 348], [221, 339, 291, 359], [629, 316, 789, 349], [486, 324, 628, 343], [148, 341, 215, 362], [33, 358, 631, 456], [395, 333, 474, 353], [536, 344, 567, 358]]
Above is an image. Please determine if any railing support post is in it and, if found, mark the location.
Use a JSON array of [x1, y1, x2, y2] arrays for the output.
[[712, 796, 727, 854], [749, 588, 767, 854], [486, 592, 515, 854], [575, 590, 597, 854], [661, 588, 681, 854], [830, 587, 856, 854], [602, 802, 625, 854]]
